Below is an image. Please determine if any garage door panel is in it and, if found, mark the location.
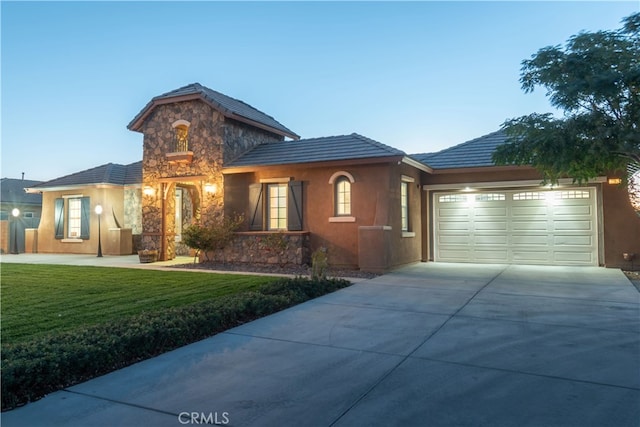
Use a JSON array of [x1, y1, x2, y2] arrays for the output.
[[554, 205, 592, 216], [475, 221, 507, 231], [553, 220, 593, 231], [553, 235, 593, 246], [512, 221, 548, 231], [474, 207, 507, 217], [438, 207, 469, 217], [438, 235, 471, 244], [512, 206, 547, 216], [434, 188, 598, 266], [512, 251, 552, 262], [511, 234, 548, 246], [554, 252, 594, 263], [474, 235, 508, 245]]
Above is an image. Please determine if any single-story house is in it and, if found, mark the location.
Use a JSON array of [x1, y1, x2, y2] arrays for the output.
[[26, 83, 640, 270], [26, 162, 141, 256], [1, 177, 43, 253]]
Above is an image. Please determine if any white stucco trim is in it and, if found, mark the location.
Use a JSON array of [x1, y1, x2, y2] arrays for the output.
[[171, 119, 191, 128], [329, 216, 356, 223], [423, 177, 607, 191], [328, 171, 355, 184], [260, 177, 292, 183]]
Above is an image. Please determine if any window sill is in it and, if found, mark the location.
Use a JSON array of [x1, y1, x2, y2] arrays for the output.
[[61, 238, 84, 243], [402, 232, 416, 238], [329, 216, 356, 223]]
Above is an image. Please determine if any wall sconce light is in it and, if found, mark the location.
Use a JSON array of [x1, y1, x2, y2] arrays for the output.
[[143, 186, 156, 196], [608, 178, 622, 185], [204, 183, 217, 194]]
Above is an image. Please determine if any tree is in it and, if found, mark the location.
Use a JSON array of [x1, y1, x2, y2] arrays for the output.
[[493, 13, 640, 184]]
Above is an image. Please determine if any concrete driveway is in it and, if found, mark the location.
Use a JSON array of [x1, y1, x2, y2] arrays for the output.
[[2, 263, 639, 426]]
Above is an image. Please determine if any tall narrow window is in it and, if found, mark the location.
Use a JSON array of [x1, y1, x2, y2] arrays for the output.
[[401, 182, 409, 232], [268, 183, 287, 230], [335, 177, 351, 216], [68, 198, 82, 238]]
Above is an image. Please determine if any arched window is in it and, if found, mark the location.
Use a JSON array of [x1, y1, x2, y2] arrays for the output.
[[171, 120, 191, 152], [328, 171, 355, 218], [335, 176, 351, 216]]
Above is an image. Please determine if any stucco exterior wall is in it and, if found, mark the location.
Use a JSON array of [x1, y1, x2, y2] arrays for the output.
[[36, 187, 127, 254], [601, 179, 640, 269], [224, 160, 424, 270]]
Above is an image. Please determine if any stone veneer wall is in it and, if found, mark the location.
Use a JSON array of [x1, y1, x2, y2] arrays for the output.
[[137, 99, 284, 260], [207, 232, 311, 266], [222, 118, 284, 163]]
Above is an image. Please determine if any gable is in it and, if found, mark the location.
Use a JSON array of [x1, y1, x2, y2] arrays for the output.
[[127, 83, 299, 140]]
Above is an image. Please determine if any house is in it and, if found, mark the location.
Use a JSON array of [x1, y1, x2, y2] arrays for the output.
[[26, 162, 141, 255], [26, 83, 640, 270], [1, 177, 43, 253]]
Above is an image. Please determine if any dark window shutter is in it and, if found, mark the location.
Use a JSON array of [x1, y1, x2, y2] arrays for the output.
[[80, 197, 91, 239], [288, 181, 303, 231], [248, 184, 264, 231], [54, 198, 64, 239]]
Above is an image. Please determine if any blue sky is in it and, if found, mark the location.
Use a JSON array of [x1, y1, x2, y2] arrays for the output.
[[2, 1, 638, 181]]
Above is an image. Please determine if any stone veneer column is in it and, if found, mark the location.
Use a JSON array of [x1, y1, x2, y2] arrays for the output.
[[136, 98, 284, 261]]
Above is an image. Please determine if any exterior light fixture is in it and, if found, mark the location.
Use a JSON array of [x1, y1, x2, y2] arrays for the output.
[[143, 186, 155, 196], [204, 183, 217, 194], [95, 205, 103, 258], [608, 178, 622, 185], [11, 208, 20, 254], [462, 187, 473, 192]]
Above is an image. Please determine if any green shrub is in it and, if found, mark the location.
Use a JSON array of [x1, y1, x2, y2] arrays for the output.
[[1, 277, 350, 411]]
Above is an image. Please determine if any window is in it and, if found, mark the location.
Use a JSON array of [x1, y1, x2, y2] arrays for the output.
[[54, 197, 90, 240], [68, 198, 82, 238], [23, 212, 34, 218], [171, 119, 191, 152], [476, 193, 506, 202], [438, 194, 467, 203], [249, 181, 303, 231], [268, 183, 287, 230], [335, 177, 351, 216], [513, 192, 546, 201], [401, 181, 409, 232]]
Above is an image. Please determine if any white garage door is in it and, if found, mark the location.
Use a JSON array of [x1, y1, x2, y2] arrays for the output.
[[433, 188, 598, 266]]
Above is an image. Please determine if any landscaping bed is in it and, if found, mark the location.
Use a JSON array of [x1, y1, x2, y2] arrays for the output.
[[177, 260, 381, 279], [1, 264, 351, 411]]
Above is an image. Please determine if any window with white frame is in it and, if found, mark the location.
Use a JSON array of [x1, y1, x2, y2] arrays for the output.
[[401, 181, 409, 232], [335, 176, 351, 216], [67, 198, 82, 238], [268, 183, 287, 230]]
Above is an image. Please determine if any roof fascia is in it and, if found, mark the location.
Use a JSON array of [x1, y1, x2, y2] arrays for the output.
[[402, 156, 433, 173], [429, 165, 535, 174], [25, 183, 125, 193], [223, 155, 403, 174], [423, 176, 607, 191]]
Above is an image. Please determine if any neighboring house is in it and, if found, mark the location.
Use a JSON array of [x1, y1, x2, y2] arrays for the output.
[[26, 162, 141, 255], [26, 83, 640, 270], [0, 178, 43, 253]]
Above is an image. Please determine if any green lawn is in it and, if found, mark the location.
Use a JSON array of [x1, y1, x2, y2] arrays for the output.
[[1, 263, 275, 344]]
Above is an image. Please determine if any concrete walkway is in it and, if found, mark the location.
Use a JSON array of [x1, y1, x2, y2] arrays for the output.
[[2, 263, 639, 426]]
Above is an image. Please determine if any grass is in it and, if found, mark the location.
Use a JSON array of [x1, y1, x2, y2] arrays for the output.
[[1, 263, 276, 344]]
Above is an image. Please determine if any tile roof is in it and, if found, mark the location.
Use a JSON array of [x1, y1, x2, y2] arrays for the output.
[[412, 130, 508, 169], [226, 133, 406, 168], [29, 162, 142, 190], [128, 83, 299, 139], [1, 178, 43, 206]]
